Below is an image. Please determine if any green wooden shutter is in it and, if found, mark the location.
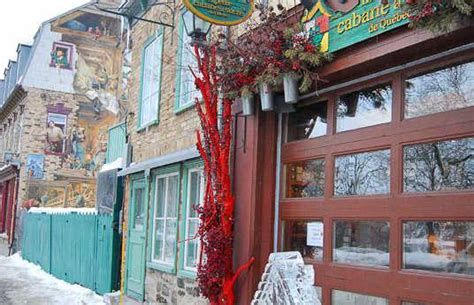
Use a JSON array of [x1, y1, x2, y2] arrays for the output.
[[106, 122, 127, 164]]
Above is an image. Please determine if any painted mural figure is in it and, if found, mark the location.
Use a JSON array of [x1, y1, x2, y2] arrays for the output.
[[46, 121, 65, 153], [50, 48, 70, 69]]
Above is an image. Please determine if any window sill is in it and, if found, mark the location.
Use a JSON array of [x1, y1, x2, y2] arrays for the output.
[[177, 269, 197, 280], [137, 119, 159, 133], [146, 261, 176, 274], [174, 102, 195, 115]]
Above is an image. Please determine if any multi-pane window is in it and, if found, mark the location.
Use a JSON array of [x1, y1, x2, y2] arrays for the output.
[[403, 221, 474, 276], [183, 168, 204, 271], [139, 32, 163, 128], [282, 220, 323, 261], [175, 21, 201, 111], [403, 137, 473, 192], [405, 61, 474, 118], [334, 149, 391, 196], [287, 101, 328, 141], [152, 173, 179, 266], [333, 221, 390, 267], [336, 83, 392, 132], [285, 159, 325, 198]]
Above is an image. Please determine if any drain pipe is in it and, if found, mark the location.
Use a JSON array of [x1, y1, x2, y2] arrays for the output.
[[273, 112, 283, 252]]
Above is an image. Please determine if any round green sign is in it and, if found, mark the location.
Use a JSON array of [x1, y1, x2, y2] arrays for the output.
[[183, 0, 254, 26]]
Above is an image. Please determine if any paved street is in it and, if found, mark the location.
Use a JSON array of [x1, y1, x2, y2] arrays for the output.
[[0, 254, 105, 305]]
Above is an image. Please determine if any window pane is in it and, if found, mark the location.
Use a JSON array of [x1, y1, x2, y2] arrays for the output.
[[403, 137, 473, 192], [333, 221, 390, 267], [189, 171, 202, 217], [405, 61, 474, 118], [282, 220, 323, 261], [133, 187, 145, 230], [185, 220, 199, 269], [164, 219, 177, 264], [287, 101, 327, 141], [140, 35, 162, 126], [402, 302, 427, 305], [285, 159, 325, 198], [154, 219, 165, 261], [336, 83, 392, 132], [166, 175, 179, 217], [178, 31, 201, 108], [332, 290, 388, 305], [156, 177, 166, 217], [335, 150, 390, 196], [403, 221, 474, 276]]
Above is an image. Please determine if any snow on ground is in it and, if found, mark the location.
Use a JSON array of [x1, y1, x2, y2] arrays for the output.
[[0, 254, 105, 305]]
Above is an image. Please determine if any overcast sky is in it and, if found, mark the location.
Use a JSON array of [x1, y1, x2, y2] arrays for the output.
[[0, 0, 90, 75]]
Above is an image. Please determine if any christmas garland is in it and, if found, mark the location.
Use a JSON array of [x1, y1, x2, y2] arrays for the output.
[[405, 0, 473, 31]]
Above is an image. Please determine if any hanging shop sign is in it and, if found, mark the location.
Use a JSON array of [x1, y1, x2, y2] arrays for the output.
[[302, 0, 410, 53], [183, 0, 254, 26]]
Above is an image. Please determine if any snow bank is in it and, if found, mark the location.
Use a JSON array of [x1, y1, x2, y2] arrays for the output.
[[0, 253, 105, 305], [28, 207, 97, 214]]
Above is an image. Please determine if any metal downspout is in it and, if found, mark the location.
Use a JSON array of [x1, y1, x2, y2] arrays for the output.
[[273, 112, 283, 252]]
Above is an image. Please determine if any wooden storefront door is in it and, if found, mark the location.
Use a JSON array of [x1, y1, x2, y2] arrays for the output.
[[125, 177, 148, 301]]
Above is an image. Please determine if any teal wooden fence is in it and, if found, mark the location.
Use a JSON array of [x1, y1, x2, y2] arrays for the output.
[[22, 212, 120, 295]]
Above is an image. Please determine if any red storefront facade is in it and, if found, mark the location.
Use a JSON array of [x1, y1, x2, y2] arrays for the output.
[[0, 164, 19, 249], [231, 11, 474, 305]]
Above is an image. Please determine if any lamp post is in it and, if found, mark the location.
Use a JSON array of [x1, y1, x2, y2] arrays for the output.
[[181, 9, 212, 46]]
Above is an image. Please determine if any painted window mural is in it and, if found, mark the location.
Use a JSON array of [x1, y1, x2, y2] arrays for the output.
[[46, 112, 67, 153], [26, 154, 45, 180], [50, 42, 74, 69]]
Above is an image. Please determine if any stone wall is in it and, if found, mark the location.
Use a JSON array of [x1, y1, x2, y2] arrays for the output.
[[123, 4, 212, 305]]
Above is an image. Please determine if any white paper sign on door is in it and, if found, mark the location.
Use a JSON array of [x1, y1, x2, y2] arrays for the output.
[[307, 222, 324, 247]]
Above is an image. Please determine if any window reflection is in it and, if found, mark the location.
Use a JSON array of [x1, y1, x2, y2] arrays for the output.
[[405, 61, 474, 118], [285, 159, 325, 198], [333, 221, 390, 267], [332, 290, 389, 305], [287, 101, 328, 141], [335, 150, 390, 196], [402, 302, 427, 305], [282, 220, 323, 261], [403, 137, 473, 192], [336, 84, 392, 132], [403, 221, 474, 276]]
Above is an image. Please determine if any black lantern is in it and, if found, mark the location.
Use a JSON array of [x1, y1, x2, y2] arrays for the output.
[[181, 9, 212, 46]]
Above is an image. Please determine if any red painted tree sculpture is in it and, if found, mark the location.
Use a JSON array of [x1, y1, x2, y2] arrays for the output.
[[191, 45, 255, 305]]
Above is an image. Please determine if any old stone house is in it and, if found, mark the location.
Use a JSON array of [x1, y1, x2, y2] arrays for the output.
[[0, 2, 126, 252]]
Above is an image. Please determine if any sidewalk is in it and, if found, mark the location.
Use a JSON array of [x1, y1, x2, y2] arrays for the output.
[[0, 254, 105, 305]]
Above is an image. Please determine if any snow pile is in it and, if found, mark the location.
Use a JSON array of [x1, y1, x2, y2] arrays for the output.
[[28, 207, 97, 214], [0, 254, 105, 305], [100, 157, 124, 172], [0, 232, 7, 239]]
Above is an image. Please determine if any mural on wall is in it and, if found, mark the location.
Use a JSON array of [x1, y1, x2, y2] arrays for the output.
[[50, 42, 74, 69], [59, 12, 121, 38], [26, 181, 96, 208], [26, 154, 45, 179]]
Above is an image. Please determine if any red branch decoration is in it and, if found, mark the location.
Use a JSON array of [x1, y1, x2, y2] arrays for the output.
[[191, 44, 255, 305]]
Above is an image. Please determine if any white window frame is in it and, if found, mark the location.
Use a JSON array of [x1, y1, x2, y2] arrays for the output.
[[151, 172, 179, 266], [183, 167, 205, 272]]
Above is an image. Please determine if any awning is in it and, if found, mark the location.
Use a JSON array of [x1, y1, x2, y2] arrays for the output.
[[118, 146, 200, 177]]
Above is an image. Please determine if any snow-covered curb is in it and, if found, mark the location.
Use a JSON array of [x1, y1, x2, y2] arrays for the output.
[[0, 254, 105, 305]]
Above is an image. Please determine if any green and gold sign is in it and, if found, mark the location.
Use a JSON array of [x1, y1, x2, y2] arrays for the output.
[[183, 0, 254, 26], [302, 0, 409, 53]]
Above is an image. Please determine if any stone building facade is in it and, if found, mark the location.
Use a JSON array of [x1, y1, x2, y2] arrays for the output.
[[0, 3, 125, 250], [118, 1, 214, 304]]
